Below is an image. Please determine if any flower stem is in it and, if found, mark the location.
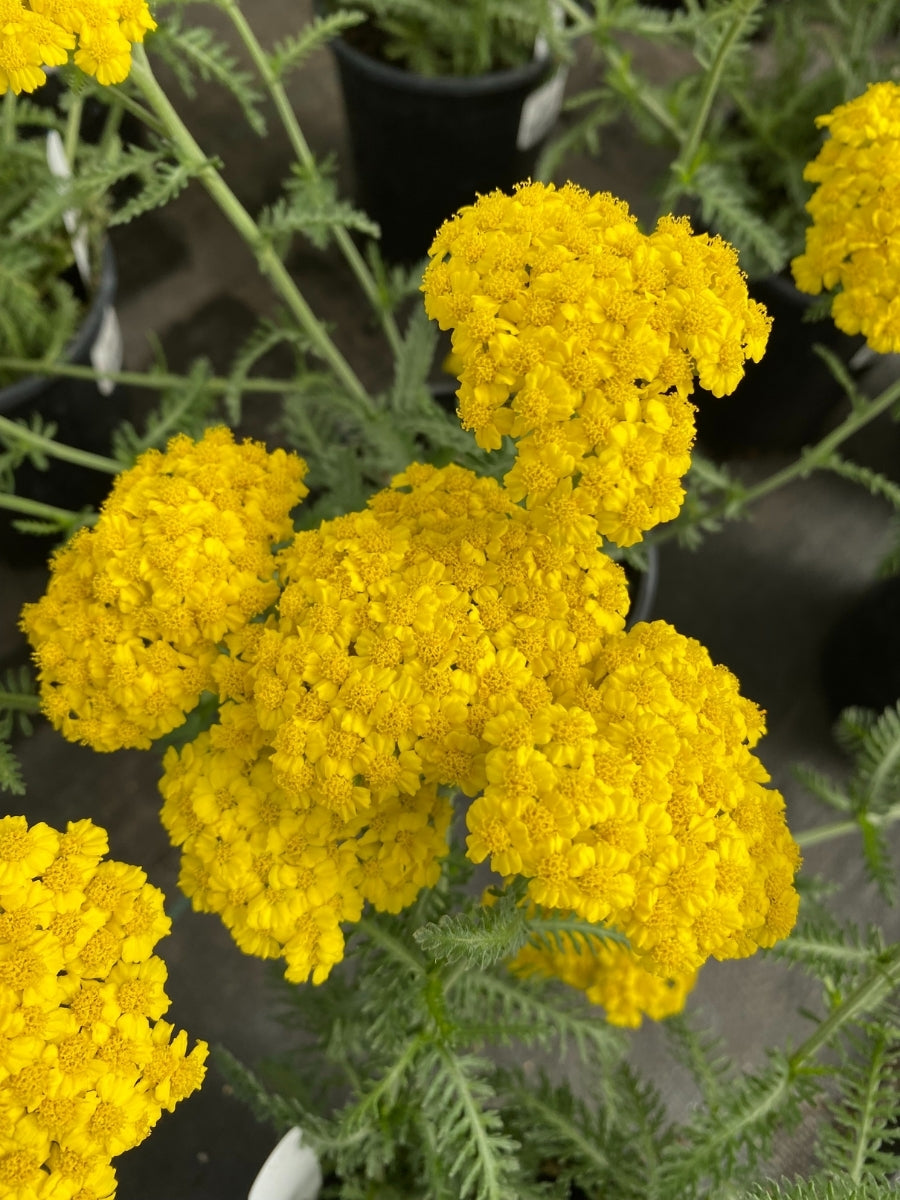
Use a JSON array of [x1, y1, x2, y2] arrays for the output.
[[0, 357, 292, 395], [64, 94, 83, 168], [129, 45, 378, 420], [794, 804, 900, 850], [218, 0, 403, 358], [0, 414, 120, 474], [664, 0, 762, 209], [0, 492, 94, 526], [2, 91, 16, 147], [652, 370, 900, 548], [0, 692, 41, 715], [789, 941, 900, 1067]]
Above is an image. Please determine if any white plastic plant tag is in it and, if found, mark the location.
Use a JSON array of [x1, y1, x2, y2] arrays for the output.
[[248, 1128, 323, 1200], [46, 130, 91, 285], [90, 306, 123, 396], [517, 68, 568, 151]]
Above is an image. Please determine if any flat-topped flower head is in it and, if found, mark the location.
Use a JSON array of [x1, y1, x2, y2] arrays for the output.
[[154, 455, 797, 1011], [159, 461, 630, 986], [21, 427, 308, 751], [0, 0, 156, 93], [792, 81, 900, 354], [422, 181, 771, 546], [0, 816, 206, 1198], [466, 620, 801, 993]]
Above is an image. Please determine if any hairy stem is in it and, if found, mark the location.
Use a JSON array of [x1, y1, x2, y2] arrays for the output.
[[664, 0, 763, 209], [0, 492, 94, 525], [218, 0, 403, 357], [555, 0, 684, 143], [2, 91, 16, 148], [795, 803, 900, 850], [790, 942, 900, 1067], [0, 692, 42, 715], [64, 94, 83, 169], [653, 370, 900, 548], [356, 916, 426, 977], [129, 45, 377, 419], [0, 357, 294, 395], [0, 414, 120, 474]]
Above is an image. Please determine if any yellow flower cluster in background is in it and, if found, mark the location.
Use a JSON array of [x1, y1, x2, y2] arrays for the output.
[[0, 0, 155, 94], [513, 936, 695, 1029], [792, 81, 900, 355], [422, 182, 771, 547], [22, 427, 308, 751], [0, 815, 206, 1199]]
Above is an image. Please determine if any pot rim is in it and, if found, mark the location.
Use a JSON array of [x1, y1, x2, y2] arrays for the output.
[[328, 20, 556, 96], [0, 239, 117, 412]]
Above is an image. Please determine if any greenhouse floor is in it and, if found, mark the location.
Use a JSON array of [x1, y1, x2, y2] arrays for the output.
[[4, 2, 900, 1195]]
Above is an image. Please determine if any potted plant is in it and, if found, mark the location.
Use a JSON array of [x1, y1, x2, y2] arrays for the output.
[[319, 0, 573, 261], [0, 87, 123, 561], [546, 0, 900, 452]]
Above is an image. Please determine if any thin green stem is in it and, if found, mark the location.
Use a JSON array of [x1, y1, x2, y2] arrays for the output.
[[664, 0, 761, 210], [0, 692, 41, 715], [0, 492, 94, 525], [129, 46, 377, 419], [98, 102, 125, 160], [652, 370, 900, 549], [0, 414, 120, 474], [104, 84, 165, 137], [795, 804, 900, 850], [789, 942, 900, 1067], [64, 94, 83, 168], [356, 916, 426, 977], [2, 91, 16, 147], [557, 0, 684, 144], [219, 0, 403, 357], [0, 357, 294, 395]]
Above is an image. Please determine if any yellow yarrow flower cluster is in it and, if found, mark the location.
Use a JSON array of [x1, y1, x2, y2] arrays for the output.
[[466, 619, 801, 990], [159, 461, 631, 986], [156, 459, 798, 1011], [792, 81, 900, 355], [422, 181, 771, 547], [512, 936, 695, 1029], [0, 815, 206, 1200], [0, 0, 155, 94], [22, 427, 308, 752]]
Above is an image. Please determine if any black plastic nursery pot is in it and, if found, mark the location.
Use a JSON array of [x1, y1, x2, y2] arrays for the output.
[[694, 270, 864, 458], [0, 242, 119, 566], [328, 27, 565, 263]]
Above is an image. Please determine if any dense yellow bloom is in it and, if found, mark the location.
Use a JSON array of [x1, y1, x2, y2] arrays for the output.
[[0, 0, 155, 93], [22, 427, 308, 751], [513, 935, 695, 1028], [792, 81, 900, 354], [153, 457, 798, 1006], [422, 181, 770, 546], [0, 816, 206, 1199], [159, 461, 630, 985], [467, 620, 801, 984]]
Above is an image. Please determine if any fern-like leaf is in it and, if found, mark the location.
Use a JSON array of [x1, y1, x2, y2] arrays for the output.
[[270, 10, 367, 80], [152, 19, 266, 135], [413, 888, 529, 970], [0, 741, 25, 797], [419, 1048, 522, 1200], [689, 160, 789, 274]]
